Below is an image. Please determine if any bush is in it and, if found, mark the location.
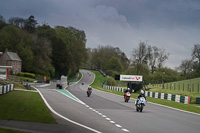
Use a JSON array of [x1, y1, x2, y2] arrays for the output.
[[17, 72, 35, 79], [35, 74, 50, 81], [106, 70, 119, 78], [107, 77, 116, 86]]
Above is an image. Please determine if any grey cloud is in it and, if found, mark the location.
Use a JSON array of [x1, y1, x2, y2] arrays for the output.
[[0, 0, 200, 68]]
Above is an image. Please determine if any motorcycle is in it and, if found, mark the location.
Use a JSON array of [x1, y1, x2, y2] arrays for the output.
[[135, 97, 146, 112], [87, 87, 92, 97], [124, 92, 131, 102]]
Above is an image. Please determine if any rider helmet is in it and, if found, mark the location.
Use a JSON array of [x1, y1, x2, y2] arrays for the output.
[[127, 88, 130, 90], [141, 90, 144, 94]]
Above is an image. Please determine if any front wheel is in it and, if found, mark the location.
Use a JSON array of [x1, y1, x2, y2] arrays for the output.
[[136, 106, 139, 112], [140, 105, 143, 112], [87, 91, 91, 97]]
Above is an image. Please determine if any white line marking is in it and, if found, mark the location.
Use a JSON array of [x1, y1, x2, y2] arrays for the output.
[[122, 129, 129, 132], [106, 118, 111, 121], [34, 87, 102, 133], [115, 124, 122, 128], [110, 121, 115, 124], [102, 115, 106, 118]]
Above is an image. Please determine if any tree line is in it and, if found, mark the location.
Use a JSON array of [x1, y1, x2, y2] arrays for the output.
[[0, 15, 87, 78], [84, 42, 200, 85], [1, 14, 199, 83]]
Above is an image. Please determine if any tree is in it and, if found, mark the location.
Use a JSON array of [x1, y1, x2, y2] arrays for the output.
[[105, 57, 123, 73], [178, 59, 193, 76], [191, 44, 200, 76], [0, 15, 6, 29], [192, 44, 200, 67], [68, 26, 88, 76], [131, 41, 148, 65], [89, 45, 129, 71], [157, 48, 169, 69], [53, 26, 87, 77], [147, 45, 159, 74], [0, 25, 34, 72], [8, 17, 25, 28], [131, 41, 148, 74], [0, 25, 23, 51], [24, 15, 38, 33]]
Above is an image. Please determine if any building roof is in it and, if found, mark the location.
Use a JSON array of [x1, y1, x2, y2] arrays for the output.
[[7, 52, 22, 61]]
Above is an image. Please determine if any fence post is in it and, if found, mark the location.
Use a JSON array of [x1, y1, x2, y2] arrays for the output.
[[192, 84, 194, 92], [174, 83, 176, 90]]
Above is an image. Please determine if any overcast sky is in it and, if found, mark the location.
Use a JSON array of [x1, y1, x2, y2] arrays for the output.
[[0, 0, 200, 69]]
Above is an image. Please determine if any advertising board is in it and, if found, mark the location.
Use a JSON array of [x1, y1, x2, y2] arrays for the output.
[[120, 75, 143, 82]]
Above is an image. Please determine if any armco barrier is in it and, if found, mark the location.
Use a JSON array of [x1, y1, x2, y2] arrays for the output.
[[0, 84, 14, 95], [103, 85, 192, 104], [145, 90, 191, 104], [103, 85, 124, 92]]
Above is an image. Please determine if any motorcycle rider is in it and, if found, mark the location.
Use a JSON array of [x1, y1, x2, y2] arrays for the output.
[[136, 90, 146, 105], [87, 86, 92, 96], [124, 88, 131, 98], [88, 86, 92, 91]]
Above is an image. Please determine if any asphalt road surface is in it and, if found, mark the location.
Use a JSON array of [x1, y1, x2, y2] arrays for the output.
[[20, 69, 200, 133]]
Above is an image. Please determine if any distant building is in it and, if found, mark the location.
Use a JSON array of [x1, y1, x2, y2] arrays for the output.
[[0, 49, 22, 74]]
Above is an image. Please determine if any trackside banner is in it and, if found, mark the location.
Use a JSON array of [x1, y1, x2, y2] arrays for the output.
[[120, 75, 143, 82]]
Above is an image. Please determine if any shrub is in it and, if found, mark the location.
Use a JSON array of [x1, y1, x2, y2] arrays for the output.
[[17, 72, 35, 79], [107, 77, 116, 86]]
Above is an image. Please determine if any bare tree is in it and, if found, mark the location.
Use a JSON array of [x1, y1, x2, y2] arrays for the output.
[[147, 45, 159, 74], [0, 15, 6, 22], [157, 48, 169, 69], [178, 59, 193, 75], [192, 44, 200, 67], [131, 41, 148, 74], [8, 17, 25, 28], [131, 41, 148, 65]]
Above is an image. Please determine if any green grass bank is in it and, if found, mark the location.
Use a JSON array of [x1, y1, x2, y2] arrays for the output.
[[0, 91, 56, 123]]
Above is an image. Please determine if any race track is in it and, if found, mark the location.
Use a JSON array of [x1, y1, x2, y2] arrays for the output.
[[36, 69, 200, 133]]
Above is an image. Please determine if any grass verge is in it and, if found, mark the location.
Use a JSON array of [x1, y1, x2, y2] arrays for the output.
[[0, 91, 56, 123], [88, 70, 200, 114], [0, 128, 25, 133], [146, 85, 200, 104]]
